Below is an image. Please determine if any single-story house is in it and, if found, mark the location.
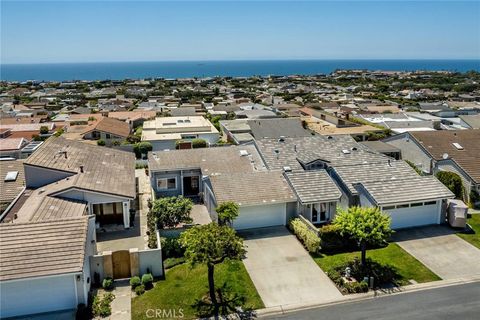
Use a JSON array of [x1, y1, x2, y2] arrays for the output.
[[81, 116, 131, 144], [0, 216, 96, 318]]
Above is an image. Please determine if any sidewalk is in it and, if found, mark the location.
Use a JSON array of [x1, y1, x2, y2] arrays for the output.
[[108, 280, 132, 320]]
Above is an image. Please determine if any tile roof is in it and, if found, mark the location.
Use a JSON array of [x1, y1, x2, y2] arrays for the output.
[[359, 141, 401, 153], [285, 170, 341, 204], [87, 117, 131, 138], [247, 118, 312, 139], [0, 217, 89, 281], [255, 135, 389, 171], [410, 130, 480, 184], [458, 115, 480, 129], [355, 176, 454, 206], [333, 160, 419, 195], [29, 196, 87, 222], [0, 160, 25, 204], [209, 171, 296, 206], [24, 137, 135, 198], [148, 145, 267, 175], [0, 137, 27, 151]]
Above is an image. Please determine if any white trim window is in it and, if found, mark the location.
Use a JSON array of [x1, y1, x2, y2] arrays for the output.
[[157, 177, 177, 190]]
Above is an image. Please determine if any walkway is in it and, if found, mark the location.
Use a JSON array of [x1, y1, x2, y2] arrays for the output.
[[108, 280, 131, 320], [241, 226, 342, 308]]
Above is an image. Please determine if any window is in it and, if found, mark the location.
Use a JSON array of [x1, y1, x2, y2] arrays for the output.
[[106, 133, 111, 139], [410, 202, 423, 207], [157, 177, 176, 190], [181, 134, 197, 140], [396, 204, 409, 209], [424, 201, 437, 206], [383, 206, 395, 210]]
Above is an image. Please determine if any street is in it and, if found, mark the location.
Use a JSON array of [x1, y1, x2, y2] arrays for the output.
[[261, 282, 480, 320]]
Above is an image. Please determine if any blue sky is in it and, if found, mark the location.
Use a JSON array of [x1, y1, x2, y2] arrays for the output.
[[1, 1, 479, 64]]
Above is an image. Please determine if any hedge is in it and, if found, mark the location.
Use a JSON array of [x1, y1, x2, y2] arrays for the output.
[[289, 218, 321, 253]]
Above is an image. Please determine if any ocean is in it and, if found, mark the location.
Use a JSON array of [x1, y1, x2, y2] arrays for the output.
[[1, 60, 479, 82]]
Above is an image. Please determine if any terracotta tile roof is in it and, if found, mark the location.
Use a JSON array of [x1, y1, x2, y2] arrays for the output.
[[108, 111, 156, 122], [0, 217, 89, 281], [209, 171, 296, 206], [410, 130, 480, 184], [24, 137, 136, 198], [86, 117, 131, 138], [0, 137, 27, 151]]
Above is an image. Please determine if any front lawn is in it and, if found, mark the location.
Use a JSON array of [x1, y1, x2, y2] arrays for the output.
[[313, 243, 440, 287], [131, 261, 263, 320], [457, 214, 480, 249]]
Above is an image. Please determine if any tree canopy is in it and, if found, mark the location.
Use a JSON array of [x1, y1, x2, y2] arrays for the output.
[[333, 206, 392, 267], [435, 171, 464, 200], [215, 201, 239, 226], [151, 196, 193, 229]]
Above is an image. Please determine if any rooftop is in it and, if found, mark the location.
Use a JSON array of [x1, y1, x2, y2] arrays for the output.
[[285, 170, 341, 204], [0, 160, 25, 205], [209, 171, 296, 206], [142, 116, 218, 141], [0, 217, 89, 281], [459, 115, 480, 129]]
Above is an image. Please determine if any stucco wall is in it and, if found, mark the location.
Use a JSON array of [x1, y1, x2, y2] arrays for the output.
[[24, 164, 74, 188]]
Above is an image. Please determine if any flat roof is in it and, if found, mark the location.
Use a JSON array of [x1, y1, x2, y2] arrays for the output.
[[0, 217, 89, 281]]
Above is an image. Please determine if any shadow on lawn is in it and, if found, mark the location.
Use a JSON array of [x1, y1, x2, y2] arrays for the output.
[[192, 283, 257, 319]]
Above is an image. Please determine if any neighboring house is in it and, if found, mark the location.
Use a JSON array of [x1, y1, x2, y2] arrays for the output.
[[142, 116, 219, 151], [108, 110, 156, 128], [359, 140, 401, 160], [0, 122, 57, 140], [82, 117, 131, 144], [383, 129, 480, 200], [0, 160, 25, 213], [219, 118, 311, 144], [459, 114, 480, 129], [0, 137, 29, 158], [0, 217, 96, 318], [3, 137, 136, 228]]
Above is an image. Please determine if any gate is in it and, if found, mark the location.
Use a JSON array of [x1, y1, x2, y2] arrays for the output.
[[112, 250, 131, 279]]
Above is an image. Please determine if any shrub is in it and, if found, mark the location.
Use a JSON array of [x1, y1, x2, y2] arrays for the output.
[[318, 224, 345, 251], [192, 138, 207, 149], [92, 293, 115, 318], [112, 140, 121, 146], [129, 276, 141, 290], [436, 171, 464, 199], [161, 237, 185, 258], [102, 277, 114, 290], [141, 273, 154, 289], [134, 284, 146, 296], [164, 257, 186, 269], [289, 218, 321, 253], [343, 281, 369, 294], [97, 139, 106, 146]]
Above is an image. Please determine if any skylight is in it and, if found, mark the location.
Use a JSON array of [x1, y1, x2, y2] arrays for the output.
[[452, 143, 464, 150], [4, 171, 18, 182]]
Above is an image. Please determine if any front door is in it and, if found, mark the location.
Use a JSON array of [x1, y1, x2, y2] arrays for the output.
[[183, 176, 200, 196]]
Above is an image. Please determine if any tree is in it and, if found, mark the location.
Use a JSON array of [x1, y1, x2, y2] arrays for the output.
[[192, 138, 207, 149], [133, 141, 153, 159], [215, 202, 239, 226], [179, 223, 245, 305], [333, 206, 392, 268], [97, 139, 106, 146], [39, 126, 49, 134], [151, 196, 193, 229], [436, 171, 464, 200]]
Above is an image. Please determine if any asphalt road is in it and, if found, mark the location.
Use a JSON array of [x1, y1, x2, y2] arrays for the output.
[[261, 282, 480, 320]]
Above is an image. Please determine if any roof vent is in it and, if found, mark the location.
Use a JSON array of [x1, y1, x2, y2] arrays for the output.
[[283, 166, 292, 172], [452, 143, 463, 150], [342, 149, 351, 154], [351, 147, 358, 151], [239, 149, 249, 157], [327, 136, 333, 140], [278, 136, 285, 142]]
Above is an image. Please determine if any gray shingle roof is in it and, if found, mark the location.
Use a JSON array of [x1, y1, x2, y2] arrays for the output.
[[29, 197, 87, 222], [148, 145, 267, 175], [209, 171, 296, 206], [24, 137, 136, 198], [0, 217, 89, 281], [333, 160, 420, 195], [285, 170, 341, 204], [255, 135, 389, 170], [355, 176, 454, 206], [247, 118, 312, 139], [0, 160, 25, 205]]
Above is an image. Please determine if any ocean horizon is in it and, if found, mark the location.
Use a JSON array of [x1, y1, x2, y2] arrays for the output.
[[1, 59, 479, 82]]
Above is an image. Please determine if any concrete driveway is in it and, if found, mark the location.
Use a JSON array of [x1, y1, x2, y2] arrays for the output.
[[393, 226, 480, 279], [240, 227, 342, 308]]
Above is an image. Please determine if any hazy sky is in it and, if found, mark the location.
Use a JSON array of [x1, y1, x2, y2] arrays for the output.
[[2, 1, 479, 64]]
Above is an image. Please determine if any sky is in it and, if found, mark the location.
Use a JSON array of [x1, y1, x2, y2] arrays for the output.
[[1, 1, 479, 64]]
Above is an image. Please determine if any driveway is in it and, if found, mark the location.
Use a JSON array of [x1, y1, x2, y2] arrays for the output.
[[240, 227, 342, 308], [393, 226, 480, 279]]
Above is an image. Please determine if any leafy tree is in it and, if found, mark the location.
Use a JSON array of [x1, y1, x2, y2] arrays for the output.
[[179, 223, 245, 305], [151, 196, 193, 229], [333, 206, 392, 268], [133, 141, 153, 159], [215, 202, 239, 226], [435, 171, 464, 200], [192, 138, 207, 149], [39, 126, 49, 134]]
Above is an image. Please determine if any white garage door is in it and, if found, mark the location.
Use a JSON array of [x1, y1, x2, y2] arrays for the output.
[[386, 202, 440, 229], [0, 274, 77, 318], [233, 203, 287, 230]]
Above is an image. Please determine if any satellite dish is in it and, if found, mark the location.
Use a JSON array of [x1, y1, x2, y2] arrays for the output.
[[442, 153, 449, 159]]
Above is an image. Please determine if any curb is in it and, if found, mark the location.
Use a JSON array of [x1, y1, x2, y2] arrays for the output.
[[256, 276, 480, 317]]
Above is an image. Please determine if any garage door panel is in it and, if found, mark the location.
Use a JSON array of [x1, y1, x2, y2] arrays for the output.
[[386, 203, 439, 229], [0, 275, 77, 318], [233, 203, 286, 230]]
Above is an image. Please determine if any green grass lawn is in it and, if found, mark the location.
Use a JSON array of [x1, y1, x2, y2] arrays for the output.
[[313, 243, 440, 286], [457, 214, 480, 249], [131, 261, 263, 320]]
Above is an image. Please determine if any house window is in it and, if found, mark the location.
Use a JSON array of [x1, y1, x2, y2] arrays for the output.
[[396, 204, 410, 209], [383, 205, 395, 210], [157, 177, 177, 190], [106, 133, 111, 139], [424, 201, 437, 206], [410, 202, 423, 207], [181, 134, 197, 140]]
